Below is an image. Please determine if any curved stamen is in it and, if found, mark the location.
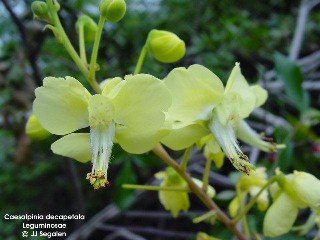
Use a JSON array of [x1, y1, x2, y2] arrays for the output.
[[87, 123, 115, 190], [236, 120, 284, 152], [209, 117, 255, 175]]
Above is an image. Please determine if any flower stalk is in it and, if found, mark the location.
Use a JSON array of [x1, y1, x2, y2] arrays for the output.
[[180, 146, 192, 171], [88, 16, 105, 91], [122, 184, 189, 192], [153, 144, 247, 240], [46, 0, 101, 93], [234, 176, 279, 223], [134, 45, 147, 74]]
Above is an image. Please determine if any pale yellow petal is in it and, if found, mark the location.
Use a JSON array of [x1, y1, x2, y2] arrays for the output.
[[101, 77, 125, 99], [164, 64, 224, 121], [112, 74, 171, 152], [161, 121, 209, 150], [292, 171, 320, 210], [113, 74, 170, 130], [263, 192, 298, 237], [116, 127, 169, 154], [33, 76, 90, 135], [51, 133, 91, 163], [250, 85, 268, 107], [225, 63, 256, 119]]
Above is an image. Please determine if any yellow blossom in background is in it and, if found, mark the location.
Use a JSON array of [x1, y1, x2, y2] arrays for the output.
[[263, 170, 320, 237]]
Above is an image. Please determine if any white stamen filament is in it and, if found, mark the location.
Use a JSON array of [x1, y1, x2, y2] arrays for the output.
[[90, 123, 115, 180], [209, 117, 254, 175], [236, 120, 277, 152]]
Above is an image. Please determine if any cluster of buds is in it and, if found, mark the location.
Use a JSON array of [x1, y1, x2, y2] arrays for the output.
[[31, 0, 60, 22]]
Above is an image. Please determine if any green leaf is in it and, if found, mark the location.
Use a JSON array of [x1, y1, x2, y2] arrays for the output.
[[0, 130, 15, 164], [0, 89, 12, 107], [274, 53, 309, 113], [113, 161, 137, 210]]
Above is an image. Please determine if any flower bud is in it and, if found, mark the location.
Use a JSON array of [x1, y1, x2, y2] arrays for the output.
[[53, 0, 60, 11], [26, 114, 51, 140], [76, 15, 98, 43], [99, 0, 126, 23], [146, 29, 185, 63], [192, 178, 216, 198], [155, 167, 190, 218], [291, 171, 320, 210], [250, 186, 269, 211], [31, 1, 48, 19], [229, 192, 246, 217]]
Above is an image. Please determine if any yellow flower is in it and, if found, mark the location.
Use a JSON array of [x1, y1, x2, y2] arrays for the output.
[[229, 167, 269, 217], [33, 75, 171, 189], [155, 167, 190, 218], [155, 167, 215, 217], [161, 63, 275, 174], [263, 170, 320, 237]]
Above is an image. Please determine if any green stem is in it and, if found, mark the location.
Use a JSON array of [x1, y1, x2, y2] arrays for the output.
[[122, 184, 189, 192], [46, 0, 86, 74], [153, 144, 247, 240], [180, 146, 192, 172], [78, 24, 87, 64], [46, 0, 101, 93], [134, 45, 147, 74], [193, 210, 216, 224], [234, 176, 278, 223], [202, 158, 212, 192], [88, 16, 105, 91]]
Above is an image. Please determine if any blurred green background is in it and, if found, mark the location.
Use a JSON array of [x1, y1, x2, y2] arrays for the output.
[[1, 0, 320, 239]]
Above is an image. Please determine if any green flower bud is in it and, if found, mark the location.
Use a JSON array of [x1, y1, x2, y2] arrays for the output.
[[166, 167, 183, 184], [192, 178, 216, 198], [291, 171, 320, 210], [76, 15, 98, 43], [26, 114, 51, 140], [31, 1, 48, 19], [53, 0, 60, 11], [146, 29, 186, 63], [229, 192, 246, 217], [99, 0, 126, 23], [155, 167, 190, 218]]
